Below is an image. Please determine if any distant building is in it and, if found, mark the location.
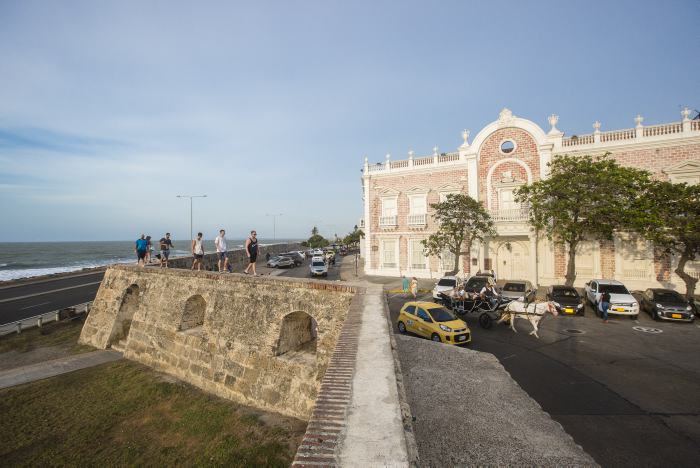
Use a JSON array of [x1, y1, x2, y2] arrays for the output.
[[360, 107, 700, 292]]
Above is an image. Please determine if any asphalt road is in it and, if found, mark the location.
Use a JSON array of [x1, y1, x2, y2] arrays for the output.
[[387, 291, 700, 467], [0, 271, 105, 325], [271, 255, 343, 281]]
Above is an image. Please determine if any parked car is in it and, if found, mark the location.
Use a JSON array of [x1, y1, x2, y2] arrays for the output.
[[546, 285, 585, 316], [500, 280, 536, 302], [266, 256, 295, 268], [396, 301, 471, 346], [279, 252, 304, 266], [432, 275, 459, 300], [584, 279, 639, 318], [305, 249, 315, 258], [463, 275, 498, 294], [312, 248, 324, 257], [309, 256, 328, 277], [640, 288, 695, 322]]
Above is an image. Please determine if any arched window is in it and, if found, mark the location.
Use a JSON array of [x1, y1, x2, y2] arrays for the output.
[[276, 311, 317, 356], [180, 295, 206, 331]]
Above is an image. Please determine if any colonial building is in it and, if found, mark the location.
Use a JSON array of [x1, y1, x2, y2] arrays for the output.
[[360, 108, 700, 292]]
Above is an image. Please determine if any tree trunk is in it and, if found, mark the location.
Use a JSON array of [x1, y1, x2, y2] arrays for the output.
[[675, 251, 698, 300], [564, 240, 578, 287]]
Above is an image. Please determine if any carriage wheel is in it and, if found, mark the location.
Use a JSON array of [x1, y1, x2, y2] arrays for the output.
[[479, 312, 493, 329]]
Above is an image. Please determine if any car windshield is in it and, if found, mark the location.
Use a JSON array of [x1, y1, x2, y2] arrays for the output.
[[312, 261, 325, 267], [503, 283, 526, 292], [655, 291, 685, 303], [428, 307, 456, 322], [599, 284, 629, 294], [553, 288, 578, 298], [466, 278, 486, 288], [437, 279, 456, 287]]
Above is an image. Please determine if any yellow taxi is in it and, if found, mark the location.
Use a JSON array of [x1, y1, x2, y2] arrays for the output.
[[397, 301, 471, 346]]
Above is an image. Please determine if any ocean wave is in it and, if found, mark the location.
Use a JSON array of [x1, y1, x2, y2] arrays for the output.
[[0, 258, 134, 281]]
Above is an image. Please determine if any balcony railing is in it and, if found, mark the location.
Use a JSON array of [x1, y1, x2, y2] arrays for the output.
[[490, 208, 529, 222], [408, 213, 427, 226], [379, 215, 398, 227]]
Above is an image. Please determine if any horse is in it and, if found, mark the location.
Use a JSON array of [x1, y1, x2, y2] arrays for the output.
[[497, 300, 558, 338]]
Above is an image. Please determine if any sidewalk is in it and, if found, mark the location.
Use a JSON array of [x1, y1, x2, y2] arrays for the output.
[[0, 350, 122, 390], [338, 284, 410, 467]]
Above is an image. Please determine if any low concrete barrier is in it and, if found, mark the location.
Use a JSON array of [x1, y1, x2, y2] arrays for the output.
[[165, 242, 303, 271]]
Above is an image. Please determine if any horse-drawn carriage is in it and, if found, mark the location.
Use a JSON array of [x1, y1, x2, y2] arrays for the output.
[[438, 288, 559, 337], [437, 291, 510, 329]]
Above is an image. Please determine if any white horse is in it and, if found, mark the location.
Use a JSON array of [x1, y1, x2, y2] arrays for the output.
[[497, 300, 558, 339]]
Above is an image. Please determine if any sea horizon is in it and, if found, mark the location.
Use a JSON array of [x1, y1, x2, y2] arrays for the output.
[[0, 239, 304, 281]]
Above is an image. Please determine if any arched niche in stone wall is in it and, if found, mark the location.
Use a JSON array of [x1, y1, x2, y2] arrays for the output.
[[275, 311, 318, 358], [109, 283, 141, 346], [180, 294, 207, 331]]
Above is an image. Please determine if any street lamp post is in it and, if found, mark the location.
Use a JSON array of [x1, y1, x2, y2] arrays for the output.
[[176, 195, 207, 242], [266, 213, 283, 242]]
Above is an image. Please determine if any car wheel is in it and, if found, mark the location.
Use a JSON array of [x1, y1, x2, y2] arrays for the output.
[[578, 308, 585, 317], [630, 314, 638, 320], [398, 321, 407, 334], [431, 333, 441, 343], [652, 309, 660, 321], [479, 313, 493, 329]]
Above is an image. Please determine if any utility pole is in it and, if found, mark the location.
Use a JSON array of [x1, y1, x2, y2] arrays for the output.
[[176, 195, 207, 241], [266, 213, 283, 242]]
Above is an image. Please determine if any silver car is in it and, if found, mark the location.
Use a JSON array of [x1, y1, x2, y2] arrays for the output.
[[267, 256, 295, 268], [500, 280, 536, 301]]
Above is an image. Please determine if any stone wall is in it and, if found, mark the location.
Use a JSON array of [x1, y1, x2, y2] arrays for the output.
[[79, 265, 360, 419]]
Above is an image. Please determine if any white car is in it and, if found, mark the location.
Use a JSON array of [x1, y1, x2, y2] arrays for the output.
[[584, 279, 639, 318], [432, 276, 459, 300], [312, 249, 324, 257], [309, 256, 328, 277]]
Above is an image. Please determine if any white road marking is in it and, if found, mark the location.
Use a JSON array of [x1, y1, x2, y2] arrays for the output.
[[19, 301, 51, 310], [0, 281, 102, 303]]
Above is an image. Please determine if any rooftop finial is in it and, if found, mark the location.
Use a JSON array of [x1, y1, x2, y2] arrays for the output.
[[593, 121, 601, 132], [461, 129, 470, 147], [682, 107, 691, 121], [635, 114, 644, 127], [432, 146, 439, 156], [547, 114, 560, 134]]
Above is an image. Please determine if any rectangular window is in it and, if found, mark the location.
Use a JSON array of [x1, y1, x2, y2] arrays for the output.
[[409, 195, 426, 214], [499, 188, 518, 211], [381, 239, 397, 268], [410, 239, 426, 270], [441, 249, 456, 271], [381, 198, 397, 217]]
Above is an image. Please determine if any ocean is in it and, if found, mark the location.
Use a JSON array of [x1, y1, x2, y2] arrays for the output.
[[0, 239, 301, 281]]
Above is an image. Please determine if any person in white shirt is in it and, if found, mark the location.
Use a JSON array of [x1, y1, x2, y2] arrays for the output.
[[214, 229, 229, 273]]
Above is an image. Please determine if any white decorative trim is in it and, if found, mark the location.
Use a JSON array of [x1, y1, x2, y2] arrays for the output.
[[486, 158, 534, 210], [405, 186, 430, 194]]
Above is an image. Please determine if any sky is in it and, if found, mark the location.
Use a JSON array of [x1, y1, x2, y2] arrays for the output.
[[0, 0, 698, 242]]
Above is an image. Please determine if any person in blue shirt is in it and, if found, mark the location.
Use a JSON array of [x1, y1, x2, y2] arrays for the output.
[[135, 234, 148, 267]]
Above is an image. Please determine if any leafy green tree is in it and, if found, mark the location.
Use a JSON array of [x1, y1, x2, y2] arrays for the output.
[[631, 181, 700, 299], [421, 194, 495, 275], [311, 226, 319, 236], [343, 225, 365, 249], [515, 153, 651, 286]]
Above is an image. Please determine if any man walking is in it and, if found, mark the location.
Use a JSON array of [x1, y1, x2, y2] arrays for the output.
[[192, 232, 204, 271], [244, 230, 259, 275], [215, 229, 229, 273], [402, 275, 409, 295], [159, 233, 173, 268], [599, 291, 611, 323], [135, 234, 148, 267]]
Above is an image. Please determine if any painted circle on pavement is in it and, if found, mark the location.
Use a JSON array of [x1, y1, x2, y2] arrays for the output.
[[632, 326, 663, 334]]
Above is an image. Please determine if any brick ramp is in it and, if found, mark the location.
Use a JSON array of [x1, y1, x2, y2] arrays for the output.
[[293, 285, 410, 467]]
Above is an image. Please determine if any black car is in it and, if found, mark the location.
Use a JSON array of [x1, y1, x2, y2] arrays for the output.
[[279, 252, 304, 266], [546, 285, 584, 316], [640, 288, 695, 322], [463, 275, 498, 294]]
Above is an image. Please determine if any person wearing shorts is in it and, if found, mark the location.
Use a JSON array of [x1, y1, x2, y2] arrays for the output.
[[244, 230, 258, 275], [159, 233, 173, 268], [135, 234, 148, 267], [215, 229, 229, 272], [192, 232, 204, 271]]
